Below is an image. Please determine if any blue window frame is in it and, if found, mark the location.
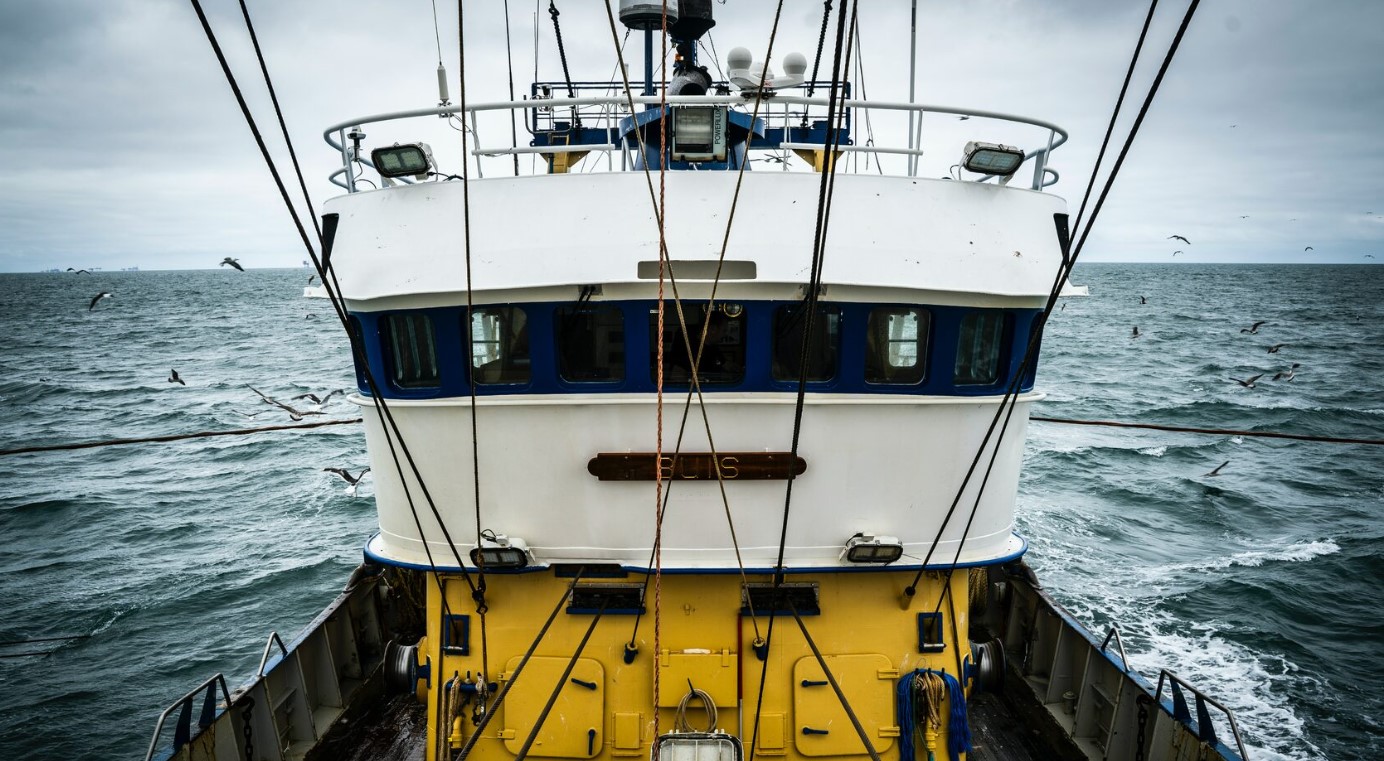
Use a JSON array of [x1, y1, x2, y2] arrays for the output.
[[470, 306, 531, 385], [650, 303, 746, 386], [954, 310, 1006, 386], [382, 313, 440, 389], [865, 307, 929, 385], [772, 303, 840, 382], [555, 305, 625, 382]]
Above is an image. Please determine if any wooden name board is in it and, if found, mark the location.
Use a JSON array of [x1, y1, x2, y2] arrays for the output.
[[587, 453, 807, 482]]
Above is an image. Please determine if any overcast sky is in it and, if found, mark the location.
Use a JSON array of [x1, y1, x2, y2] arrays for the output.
[[1, 0, 1380, 272]]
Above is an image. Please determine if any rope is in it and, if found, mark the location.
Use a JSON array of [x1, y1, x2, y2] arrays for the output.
[[774, 0, 854, 587], [188, 0, 485, 671], [897, 670, 969, 761], [906, 0, 1204, 608], [1032, 416, 1384, 446], [548, 1, 576, 98], [805, 1, 833, 97], [652, 1, 670, 741], [1071, 0, 1159, 236], [457, 0, 493, 686], [674, 683, 718, 733], [0, 418, 360, 457]]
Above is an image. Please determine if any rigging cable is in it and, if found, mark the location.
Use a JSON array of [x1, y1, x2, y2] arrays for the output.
[[805, 0, 833, 98], [504, 0, 521, 175], [186, 0, 485, 674], [512, 600, 608, 761], [235, 0, 321, 244], [789, 599, 882, 761], [773, 0, 855, 588], [548, 1, 577, 99], [911, 0, 1204, 615], [652, 1, 671, 742], [600, 0, 789, 654], [454, 569, 586, 761], [457, 0, 493, 688], [1071, 0, 1160, 237]]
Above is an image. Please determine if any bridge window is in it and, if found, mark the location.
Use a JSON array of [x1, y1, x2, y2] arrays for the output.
[[471, 307, 530, 385], [382, 313, 439, 389], [954, 310, 1006, 385], [556, 305, 625, 382], [772, 304, 840, 382], [866, 307, 929, 384], [650, 303, 745, 385]]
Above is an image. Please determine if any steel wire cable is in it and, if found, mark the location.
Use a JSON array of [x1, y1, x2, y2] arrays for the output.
[[187, 0, 484, 659], [912, 0, 1205, 615]]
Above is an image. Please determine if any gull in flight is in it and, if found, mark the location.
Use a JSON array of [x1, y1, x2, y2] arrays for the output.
[[1267, 343, 1288, 354], [1229, 374, 1263, 389], [1203, 460, 1230, 477], [291, 389, 345, 405], [1168, 235, 1190, 244], [1304, 246, 1314, 252], [249, 385, 325, 421], [1172, 250, 1183, 257], [66, 267, 90, 274], [1273, 363, 1301, 381], [168, 369, 185, 386], [88, 292, 113, 311], [1240, 320, 1266, 334], [220, 257, 244, 272], [324, 467, 371, 495]]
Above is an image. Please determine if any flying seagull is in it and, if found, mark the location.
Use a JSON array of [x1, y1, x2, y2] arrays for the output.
[[1229, 374, 1263, 389], [1172, 250, 1183, 256], [324, 467, 370, 484], [168, 369, 185, 386], [1139, 295, 1147, 304], [1239, 215, 1249, 219], [1267, 343, 1288, 354], [248, 385, 324, 421], [1367, 254, 1376, 259], [1273, 363, 1301, 381], [1168, 235, 1190, 244], [307, 274, 316, 284], [220, 257, 244, 272], [291, 389, 345, 405], [66, 267, 90, 274], [88, 292, 113, 311], [324, 467, 371, 495], [1240, 320, 1266, 334], [1203, 460, 1230, 477], [1304, 246, 1314, 252]]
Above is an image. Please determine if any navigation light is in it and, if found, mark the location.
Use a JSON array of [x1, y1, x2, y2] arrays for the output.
[[962, 141, 1025, 177]]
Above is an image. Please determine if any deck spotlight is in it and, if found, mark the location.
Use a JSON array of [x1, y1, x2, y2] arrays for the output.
[[842, 534, 904, 564], [371, 142, 435, 181], [962, 141, 1025, 177], [469, 534, 532, 569]]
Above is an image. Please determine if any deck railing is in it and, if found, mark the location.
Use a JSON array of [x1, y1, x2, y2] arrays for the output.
[[323, 87, 1066, 192]]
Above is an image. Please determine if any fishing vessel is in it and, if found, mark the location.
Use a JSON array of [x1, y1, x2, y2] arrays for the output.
[[148, 3, 1245, 760]]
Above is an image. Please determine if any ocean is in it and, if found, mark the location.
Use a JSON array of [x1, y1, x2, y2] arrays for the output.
[[0, 264, 1379, 760]]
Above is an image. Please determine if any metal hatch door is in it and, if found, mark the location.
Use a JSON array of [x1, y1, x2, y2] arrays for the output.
[[501, 656, 606, 758], [792, 654, 900, 757]]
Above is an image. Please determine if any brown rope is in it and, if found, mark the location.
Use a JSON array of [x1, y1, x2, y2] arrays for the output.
[[0, 418, 362, 457], [1030, 416, 1384, 446]]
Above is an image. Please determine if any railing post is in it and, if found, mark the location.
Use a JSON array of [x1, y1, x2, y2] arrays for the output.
[[339, 128, 355, 193], [1032, 129, 1055, 190]]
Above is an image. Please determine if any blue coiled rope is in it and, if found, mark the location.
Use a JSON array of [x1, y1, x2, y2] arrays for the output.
[[896, 669, 971, 761]]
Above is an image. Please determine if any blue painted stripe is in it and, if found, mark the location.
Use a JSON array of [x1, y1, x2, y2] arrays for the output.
[[348, 300, 1044, 400]]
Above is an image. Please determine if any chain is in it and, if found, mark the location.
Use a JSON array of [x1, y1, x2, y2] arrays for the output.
[[804, 0, 833, 97], [242, 696, 256, 761], [1134, 694, 1150, 761], [547, 1, 576, 99]]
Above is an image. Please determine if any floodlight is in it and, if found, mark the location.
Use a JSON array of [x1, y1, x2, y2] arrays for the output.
[[842, 534, 904, 564], [371, 142, 435, 180], [670, 106, 727, 162], [961, 141, 1025, 177], [469, 534, 532, 569]]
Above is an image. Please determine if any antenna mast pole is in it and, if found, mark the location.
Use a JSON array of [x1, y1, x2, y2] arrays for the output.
[[907, 0, 918, 176]]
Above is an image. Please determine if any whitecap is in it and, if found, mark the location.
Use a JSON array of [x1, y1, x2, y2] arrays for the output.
[[1138, 445, 1167, 457]]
